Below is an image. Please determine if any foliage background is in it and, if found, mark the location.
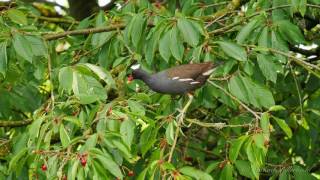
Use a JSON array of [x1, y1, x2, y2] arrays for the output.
[[0, 0, 320, 179]]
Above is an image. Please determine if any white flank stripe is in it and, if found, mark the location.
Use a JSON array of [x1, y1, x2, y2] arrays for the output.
[[172, 76, 179, 80], [179, 78, 194, 82], [202, 68, 215, 76], [190, 81, 200, 84]]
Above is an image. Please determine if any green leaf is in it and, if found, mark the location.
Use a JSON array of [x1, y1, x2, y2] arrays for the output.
[[268, 105, 286, 112], [272, 116, 292, 138], [120, 119, 135, 147], [60, 124, 71, 148], [258, 27, 271, 48], [253, 133, 265, 149], [169, 27, 184, 60], [83, 63, 116, 89], [235, 160, 255, 179], [217, 41, 247, 61], [0, 42, 7, 77], [229, 135, 248, 162], [140, 126, 158, 156], [177, 18, 199, 47], [229, 75, 250, 104], [236, 18, 260, 44], [277, 20, 305, 44], [70, 160, 79, 180], [271, 30, 288, 63], [81, 134, 98, 151], [29, 117, 44, 140], [95, 154, 123, 178], [12, 34, 33, 62], [180, 166, 213, 180], [24, 36, 47, 57], [9, 148, 28, 171], [59, 67, 73, 93], [72, 72, 107, 104], [128, 100, 145, 116], [292, 0, 307, 16], [220, 163, 233, 180], [165, 121, 175, 145], [257, 54, 279, 83], [131, 14, 146, 48], [292, 165, 316, 180], [7, 9, 27, 25], [260, 113, 270, 135], [159, 31, 172, 62]]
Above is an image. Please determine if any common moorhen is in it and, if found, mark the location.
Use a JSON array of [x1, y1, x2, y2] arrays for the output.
[[128, 62, 219, 94]]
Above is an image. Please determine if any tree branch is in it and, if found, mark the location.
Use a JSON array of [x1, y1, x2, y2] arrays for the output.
[[0, 119, 32, 127], [43, 23, 126, 40]]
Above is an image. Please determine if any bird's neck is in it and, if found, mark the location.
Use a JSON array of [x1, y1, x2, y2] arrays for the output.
[[136, 69, 151, 82]]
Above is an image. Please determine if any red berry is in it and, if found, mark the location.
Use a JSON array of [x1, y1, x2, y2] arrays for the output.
[[41, 164, 47, 171], [80, 158, 87, 167], [128, 170, 134, 177], [62, 175, 67, 180]]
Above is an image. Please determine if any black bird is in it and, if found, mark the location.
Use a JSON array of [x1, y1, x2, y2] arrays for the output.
[[128, 62, 220, 94]]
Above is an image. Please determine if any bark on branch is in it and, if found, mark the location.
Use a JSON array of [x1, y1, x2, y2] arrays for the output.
[[0, 119, 33, 127]]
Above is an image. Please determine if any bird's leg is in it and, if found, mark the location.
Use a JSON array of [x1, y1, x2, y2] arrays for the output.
[[178, 93, 193, 124], [168, 93, 193, 162]]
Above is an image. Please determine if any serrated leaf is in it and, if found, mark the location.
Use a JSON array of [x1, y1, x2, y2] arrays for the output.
[[258, 27, 271, 48], [59, 67, 73, 93], [220, 163, 233, 180], [83, 63, 116, 89], [165, 121, 175, 145], [272, 116, 292, 138], [229, 135, 248, 162], [260, 113, 270, 135], [180, 166, 213, 180], [9, 148, 28, 171], [128, 100, 145, 116], [159, 31, 171, 62], [177, 18, 199, 47], [0, 42, 7, 77], [140, 126, 158, 156], [13, 34, 33, 62], [120, 119, 135, 147], [218, 41, 247, 61], [95, 154, 123, 178], [131, 14, 146, 48], [236, 18, 260, 44], [7, 9, 27, 25], [253, 133, 265, 149], [235, 160, 255, 179], [60, 124, 71, 148], [278, 20, 305, 44], [169, 27, 184, 60], [257, 54, 279, 83], [268, 105, 286, 111]]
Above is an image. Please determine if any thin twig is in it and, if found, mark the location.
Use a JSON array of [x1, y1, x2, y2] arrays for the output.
[[185, 118, 252, 129], [207, 80, 261, 120], [289, 64, 303, 118], [43, 39, 55, 111]]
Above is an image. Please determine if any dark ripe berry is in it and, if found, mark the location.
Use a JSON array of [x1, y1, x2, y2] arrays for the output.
[[41, 164, 47, 171], [128, 170, 134, 177], [80, 158, 87, 167]]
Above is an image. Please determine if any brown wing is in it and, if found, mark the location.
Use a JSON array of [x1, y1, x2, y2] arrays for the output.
[[166, 62, 214, 80]]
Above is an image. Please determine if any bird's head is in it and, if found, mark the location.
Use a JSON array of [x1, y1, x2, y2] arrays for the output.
[[127, 63, 142, 83]]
